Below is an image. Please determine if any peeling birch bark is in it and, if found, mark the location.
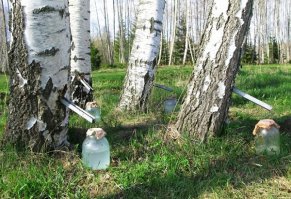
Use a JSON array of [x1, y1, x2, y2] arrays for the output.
[[69, 0, 92, 108], [118, 0, 166, 111], [6, 0, 71, 151], [175, 0, 254, 141]]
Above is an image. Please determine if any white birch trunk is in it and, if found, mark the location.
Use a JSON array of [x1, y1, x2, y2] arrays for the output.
[[118, 0, 165, 111], [0, 0, 8, 72], [182, 0, 189, 65], [157, 31, 163, 65], [103, 0, 113, 65], [69, 0, 91, 77], [175, 0, 254, 141], [117, 0, 125, 64], [168, 0, 177, 66], [188, 37, 195, 65], [6, 0, 71, 151], [69, 0, 92, 108]]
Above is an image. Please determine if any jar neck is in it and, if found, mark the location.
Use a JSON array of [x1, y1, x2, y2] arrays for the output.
[[87, 135, 103, 140]]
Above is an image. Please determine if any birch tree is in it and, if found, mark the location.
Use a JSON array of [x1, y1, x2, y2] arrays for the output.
[[175, 0, 254, 141], [0, 0, 8, 72], [6, 0, 71, 151], [69, 0, 92, 108], [103, 0, 114, 65], [168, 0, 178, 65], [117, 0, 125, 64], [118, 0, 165, 111], [182, 0, 189, 65]]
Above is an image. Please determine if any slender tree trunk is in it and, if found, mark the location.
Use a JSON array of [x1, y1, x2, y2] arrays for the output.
[[94, 0, 107, 62], [175, 0, 254, 141], [69, 0, 92, 108], [168, 0, 177, 66], [288, 8, 291, 62], [113, 0, 116, 62], [0, 0, 8, 72], [188, 37, 195, 65], [118, 0, 165, 111], [158, 31, 163, 65], [126, 0, 131, 59], [103, 0, 113, 65], [182, 0, 189, 65], [6, 0, 71, 151], [117, 0, 125, 64]]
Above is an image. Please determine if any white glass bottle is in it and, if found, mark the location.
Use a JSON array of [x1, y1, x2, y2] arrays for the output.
[[253, 119, 280, 155], [164, 98, 177, 113], [85, 101, 101, 122], [82, 128, 110, 170]]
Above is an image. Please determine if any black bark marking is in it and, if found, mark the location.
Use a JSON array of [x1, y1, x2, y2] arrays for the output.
[[150, 17, 155, 33], [59, 9, 65, 18], [37, 47, 59, 56], [43, 78, 53, 100], [33, 6, 56, 14], [73, 55, 85, 62], [56, 28, 66, 33], [59, 65, 70, 72], [216, 13, 225, 30], [140, 72, 150, 109], [152, 58, 157, 69], [71, 41, 75, 51]]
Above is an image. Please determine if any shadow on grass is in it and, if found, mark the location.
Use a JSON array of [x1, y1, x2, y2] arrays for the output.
[[67, 116, 163, 153], [103, 155, 290, 199], [100, 115, 291, 198]]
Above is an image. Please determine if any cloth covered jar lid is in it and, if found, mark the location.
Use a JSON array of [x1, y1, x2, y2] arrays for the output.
[[86, 128, 106, 139], [252, 119, 280, 135], [85, 101, 98, 109]]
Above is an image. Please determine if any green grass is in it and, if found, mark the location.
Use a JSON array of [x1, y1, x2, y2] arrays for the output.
[[1, 64, 291, 198], [0, 74, 8, 135]]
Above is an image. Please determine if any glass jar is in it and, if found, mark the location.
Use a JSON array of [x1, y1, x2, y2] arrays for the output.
[[85, 101, 101, 122], [253, 119, 280, 155], [82, 128, 110, 170], [164, 98, 177, 113]]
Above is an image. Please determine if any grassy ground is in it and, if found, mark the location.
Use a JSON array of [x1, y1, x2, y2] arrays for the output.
[[0, 64, 291, 198]]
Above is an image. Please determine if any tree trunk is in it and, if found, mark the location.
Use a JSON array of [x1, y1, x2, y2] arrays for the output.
[[69, 0, 92, 108], [117, 0, 125, 64], [182, 0, 189, 65], [175, 0, 254, 141], [118, 0, 165, 111], [188, 37, 195, 65], [0, 0, 8, 73], [157, 31, 163, 65], [93, 0, 107, 63], [103, 0, 114, 65], [168, 0, 177, 66], [5, 0, 71, 151]]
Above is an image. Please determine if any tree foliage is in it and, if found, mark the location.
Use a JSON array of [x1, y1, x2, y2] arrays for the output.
[[241, 41, 257, 64], [90, 42, 101, 70]]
